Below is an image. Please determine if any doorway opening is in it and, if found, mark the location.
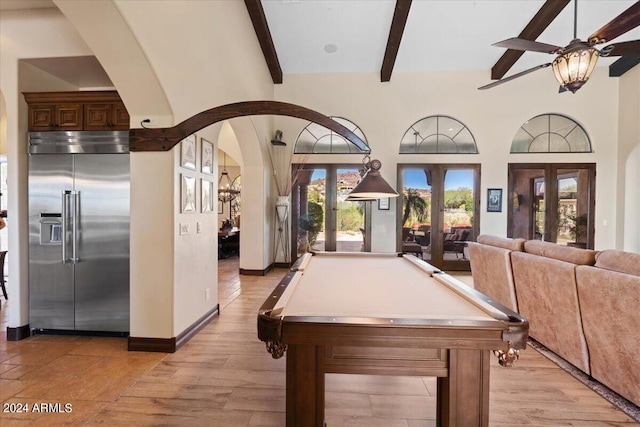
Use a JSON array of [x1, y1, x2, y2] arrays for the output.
[[291, 164, 371, 261], [397, 164, 480, 271], [508, 163, 596, 249]]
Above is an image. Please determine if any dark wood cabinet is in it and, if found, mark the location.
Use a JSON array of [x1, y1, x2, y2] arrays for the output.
[[24, 91, 129, 132], [84, 102, 130, 130], [28, 103, 83, 131]]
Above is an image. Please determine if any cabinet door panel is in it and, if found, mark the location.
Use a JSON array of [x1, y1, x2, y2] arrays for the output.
[[112, 103, 130, 130], [29, 105, 55, 131], [55, 104, 83, 130], [84, 103, 111, 130]]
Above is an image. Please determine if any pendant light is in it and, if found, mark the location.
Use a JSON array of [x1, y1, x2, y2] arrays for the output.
[[348, 157, 399, 200], [218, 152, 239, 203]]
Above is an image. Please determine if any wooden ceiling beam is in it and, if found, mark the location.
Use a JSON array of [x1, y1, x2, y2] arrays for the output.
[[609, 55, 640, 77], [491, 0, 571, 80], [244, 0, 283, 84], [381, 0, 412, 82]]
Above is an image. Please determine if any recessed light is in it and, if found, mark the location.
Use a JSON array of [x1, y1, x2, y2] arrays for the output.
[[324, 44, 338, 54]]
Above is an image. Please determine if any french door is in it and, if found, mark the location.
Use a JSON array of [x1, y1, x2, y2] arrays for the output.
[[398, 164, 480, 271], [291, 165, 371, 261], [507, 163, 596, 249]]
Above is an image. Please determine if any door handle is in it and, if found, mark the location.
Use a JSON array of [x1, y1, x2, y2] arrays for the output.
[[61, 191, 71, 263], [72, 191, 80, 263]]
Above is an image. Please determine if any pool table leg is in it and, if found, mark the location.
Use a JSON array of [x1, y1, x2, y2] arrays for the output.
[[437, 349, 490, 427], [286, 344, 325, 427]]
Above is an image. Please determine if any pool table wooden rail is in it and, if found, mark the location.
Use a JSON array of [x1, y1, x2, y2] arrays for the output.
[[258, 256, 528, 354]]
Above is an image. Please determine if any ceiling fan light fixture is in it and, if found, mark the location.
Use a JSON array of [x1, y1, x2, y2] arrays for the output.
[[551, 40, 599, 93]]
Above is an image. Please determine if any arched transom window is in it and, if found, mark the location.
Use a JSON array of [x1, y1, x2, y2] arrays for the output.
[[511, 114, 592, 153], [400, 115, 477, 154], [294, 116, 370, 154]]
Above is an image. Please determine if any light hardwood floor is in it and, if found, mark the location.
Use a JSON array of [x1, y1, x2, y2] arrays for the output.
[[1, 257, 637, 426]]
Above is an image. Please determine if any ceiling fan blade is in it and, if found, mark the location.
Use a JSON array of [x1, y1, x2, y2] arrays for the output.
[[492, 37, 563, 53], [601, 40, 640, 56], [588, 1, 640, 45], [478, 63, 551, 90]]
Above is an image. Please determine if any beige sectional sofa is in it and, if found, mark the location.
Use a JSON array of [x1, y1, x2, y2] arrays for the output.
[[575, 250, 640, 407], [468, 236, 640, 407]]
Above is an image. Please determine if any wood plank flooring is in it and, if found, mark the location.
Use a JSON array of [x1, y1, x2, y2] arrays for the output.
[[1, 257, 637, 426]]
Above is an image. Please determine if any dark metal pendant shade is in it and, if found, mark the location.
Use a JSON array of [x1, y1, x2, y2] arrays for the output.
[[345, 194, 376, 202], [348, 159, 399, 200]]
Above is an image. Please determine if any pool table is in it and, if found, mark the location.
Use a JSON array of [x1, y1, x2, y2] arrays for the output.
[[258, 252, 528, 427]]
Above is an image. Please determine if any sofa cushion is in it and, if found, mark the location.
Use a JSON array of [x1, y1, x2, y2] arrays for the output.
[[576, 266, 640, 406], [511, 251, 590, 373], [595, 250, 640, 276], [476, 235, 525, 252], [523, 240, 597, 266], [468, 242, 519, 312]]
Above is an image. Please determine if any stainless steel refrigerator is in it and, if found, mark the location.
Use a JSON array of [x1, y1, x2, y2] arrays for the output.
[[28, 131, 130, 334]]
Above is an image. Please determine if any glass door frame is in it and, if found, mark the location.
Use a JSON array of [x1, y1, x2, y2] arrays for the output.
[[397, 163, 481, 271], [290, 164, 372, 262], [507, 163, 596, 248]]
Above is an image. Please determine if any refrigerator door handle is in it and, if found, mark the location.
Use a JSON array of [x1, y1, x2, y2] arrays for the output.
[[72, 191, 80, 263], [61, 190, 71, 263]]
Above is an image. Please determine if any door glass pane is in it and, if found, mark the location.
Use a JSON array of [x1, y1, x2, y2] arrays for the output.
[[533, 178, 545, 240], [442, 169, 474, 262], [297, 168, 326, 255], [510, 168, 545, 240], [401, 169, 432, 262], [336, 168, 364, 252], [556, 169, 589, 248]]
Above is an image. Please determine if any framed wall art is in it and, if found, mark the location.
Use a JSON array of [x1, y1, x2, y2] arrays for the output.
[[180, 134, 197, 170], [378, 197, 390, 210], [181, 174, 196, 213], [487, 188, 503, 212], [201, 179, 213, 213], [201, 138, 214, 175]]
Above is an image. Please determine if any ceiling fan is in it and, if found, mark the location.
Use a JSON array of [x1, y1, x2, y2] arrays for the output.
[[479, 0, 640, 93]]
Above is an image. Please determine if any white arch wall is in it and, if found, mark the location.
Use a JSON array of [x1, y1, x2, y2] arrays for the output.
[[273, 67, 624, 251], [102, 0, 275, 337]]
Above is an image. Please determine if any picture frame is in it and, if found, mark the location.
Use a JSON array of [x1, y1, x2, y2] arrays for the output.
[[180, 134, 197, 170], [378, 197, 390, 210], [201, 179, 213, 213], [218, 201, 224, 215], [201, 138, 214, 175], [487, 188, 503, 212], [181, 174, 196, 213]]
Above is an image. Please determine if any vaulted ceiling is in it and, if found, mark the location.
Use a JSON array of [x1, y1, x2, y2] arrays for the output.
[[3, 0, 639, 89], [249, 0, 640, 84]]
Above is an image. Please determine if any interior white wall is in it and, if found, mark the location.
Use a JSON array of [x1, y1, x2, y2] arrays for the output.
[[53, 0, 173, 126], [274, 68, 623, 250], [113, 0, 274, 276], [619, 66, 640, 253], [173, 128, 220, 336]]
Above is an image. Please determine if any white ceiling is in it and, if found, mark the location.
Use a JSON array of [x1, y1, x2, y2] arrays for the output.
[[262, 0, 640, 75], [2, 0, 638, 85]]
